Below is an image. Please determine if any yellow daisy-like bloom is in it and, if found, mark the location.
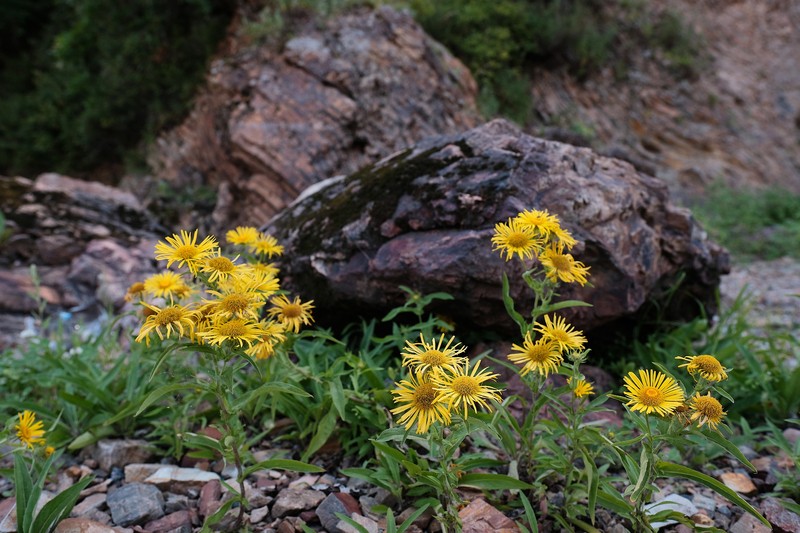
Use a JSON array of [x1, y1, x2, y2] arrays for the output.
[[550, 224, 577, 249], [401, 333, 467, 375], [676, 355, 729, 382], [507, 332, 562, 377], [539, 243, 590, 286], [689, 393, 726, 430], [15, 411, 46, 449], [570, 378, 595, 398], [204, 289, 264, 322], [249, 233, 284, 258], [226, 226, 260, 245], [515, 209, 562, 238], [267, 295, 314, 333], [391, 371, 452, 434], [144, 271, 191, 301], [623, 369, 685, 417], [433, 360, 501, 418], [534, 314, 587, 354], [154, 230, 218, 275], [492, 218, 544, 261], [124, 281, 146, 302], [245, 321, 287, 360], [197, 317, 265, 348], [201, 253, 239, 283], [249, 261, 280, 279], [135, 303, 195, 345], [44, 445, 55, 458]]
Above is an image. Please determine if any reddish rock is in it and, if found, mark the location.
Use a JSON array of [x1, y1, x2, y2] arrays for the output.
[[53, 518, 121, 533], [458, 498, 519, 533], [198, 479, 222, 518], [142, 510, 193, 533], [266, 119, 729, 336], [719, 472, 758, 497], [762, 497, 800, 533]]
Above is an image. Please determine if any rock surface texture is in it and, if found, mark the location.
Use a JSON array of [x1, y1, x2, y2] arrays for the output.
[[265, 119, 730, 334], [152, 6, 479, 234], [0, 173, 162, 348]]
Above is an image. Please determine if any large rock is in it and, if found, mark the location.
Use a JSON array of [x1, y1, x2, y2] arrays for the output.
[[0, 173, 163, 348], [151, 5, 479, 234], [265, 119, 729, 335]]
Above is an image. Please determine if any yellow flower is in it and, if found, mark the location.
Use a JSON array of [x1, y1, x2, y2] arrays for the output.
[[539, 243, 590, 286], [515, 209, 562, 238], [401, 333, 467, 375], [689, 393, 726, 430], [44, 446, 55, 457], [623, 369, 685, 417], [124, 281, 146, 302], [267, 295, 314, 333], [154, 230, 218, 275], [534, 315, 587, 353], [197, 317, 265, 348], [144, 271, 191, 301], [135, 303, 195, 345], [245, 321, 287, 360], [391, 371, 451, 434], [226, 226, 260, 245], [507, 332, 562, 377], [492, 218, 543, 261], [249, 233, 284, 258], [203, 289, 264, 322], [433, 360, 501, 418], [15, 411, 46, 449], [249, 261, 280, 279], [570, 378, 594, 398], [201, 253, 239, 283], [676, 355, 728, 382]]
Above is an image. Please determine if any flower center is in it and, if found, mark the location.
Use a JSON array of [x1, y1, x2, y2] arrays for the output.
[[507, 232, 531, 248], [527, 343, 554, 363], [219, 319, 248, 337], [281, 303, 303, 319], [421, 350, 447, 366], [694, 355, 723, 373], [155, 307, 183, 326], [175, 244, 198, 260], [639, 386, 664, 406], [221, 294, 250, 314], [694, 396, 723, 417], [414, 383, 437, 408], [207, 256, 235, 272], [451, 376, 481, 396], [158, 278, 175, 289], [549, 254, 571, 272]]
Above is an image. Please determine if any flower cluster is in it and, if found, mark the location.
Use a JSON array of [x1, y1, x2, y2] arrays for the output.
[[492, 208, 588, 285], [508, 314, 588, 381], [13, 410, 54, 456], [131, 227, 313, 359], [623, 353, 730, 430], [391, 334, 502, 434]]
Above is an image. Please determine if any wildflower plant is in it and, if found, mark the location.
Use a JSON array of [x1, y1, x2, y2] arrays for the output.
[[2, 411, 92, 533], [132, 228, 322, 530]]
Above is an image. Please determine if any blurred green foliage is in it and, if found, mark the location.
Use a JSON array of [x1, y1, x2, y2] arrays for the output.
[[0, 0, 234, 177]]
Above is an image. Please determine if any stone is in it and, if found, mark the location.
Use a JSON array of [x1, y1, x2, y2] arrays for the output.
[[266, 119, 729, 336], [250, 506, 270, 524], [719, 472, 758, 496], [54, 518, 120, 533], [729, 513, 772, 533], [222, 478, 270, 508], [124, 463, 163, 483], [762, 497, 800, 533], [199, 479, 222, 519], [784, 428, 800, 446], [72, 493, 108, 517], [271, 489, 326, 518], [142, 510, 193, 533], [316, 493, 361, 532], [164, 493, 190, 513], [644, 494, 698, 529], [151, 6, 479, 235], [94, 439, 155, 472], [0, 492, 53, 533], [144, 466, 220, 494], [458, 498, 519, 533], [106, 483, 165, 527], [336, 514, 380, 533]]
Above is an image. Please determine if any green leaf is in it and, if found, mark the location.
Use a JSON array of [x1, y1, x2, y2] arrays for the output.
[[596, 484, 634, 515], [700, 429, 756, 472], [200, 498, 237, 531], [182, 432, 224, 454], [372, 440, 407, 464], [518, 491, 539, 533], [242, 459, 323, 478], [135, 383, 202, 417], [502, 273, 528, 336], [385, 508, 397, 533], [30, 475, 93, 533], [335, 513, 370, 533], [14, 453, 33, 533], [714, 386, 735, 405], [630, 448, 650, 502], [537, 299, 593, 314], [301, 406, 337, 462], [330, 378, 347, 420], [458, 473, 533, 490], [67, 426, 117, 451], [655, 461, 769, 526], [397, 504, 429, 533]]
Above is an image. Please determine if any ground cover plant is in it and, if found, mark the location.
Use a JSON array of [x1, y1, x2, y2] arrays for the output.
[[0, 212, 796, 531]]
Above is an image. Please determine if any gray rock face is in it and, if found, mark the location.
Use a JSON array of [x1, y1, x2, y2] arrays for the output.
[[153, 5, 479, 234], [106, 483, 165, 527], [265, 119, 729, 335]]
